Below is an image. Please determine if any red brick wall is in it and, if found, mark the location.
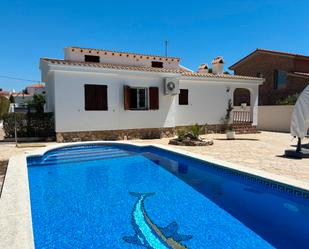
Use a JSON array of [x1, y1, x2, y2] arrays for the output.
[[233, 53, 309, 105]]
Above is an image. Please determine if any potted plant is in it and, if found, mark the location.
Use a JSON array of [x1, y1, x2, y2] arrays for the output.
[[222, 99, 235, 140], [226, 127, 235, 140]]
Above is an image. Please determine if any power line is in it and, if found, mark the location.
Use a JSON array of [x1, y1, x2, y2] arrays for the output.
[[0, 74, 40, 82]]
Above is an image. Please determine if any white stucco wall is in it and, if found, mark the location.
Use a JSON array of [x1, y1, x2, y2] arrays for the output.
[[41, 63, 55, 112], [176, 80, 229, 125], [41, 61, 263, 133], [64, 47, 179, 70], [52, 70, 178, 132], [258, 105, 294, 133], [175, 79, 260, 126]]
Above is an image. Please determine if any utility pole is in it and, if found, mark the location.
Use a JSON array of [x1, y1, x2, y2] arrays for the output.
[[165, 40, 168, 57]]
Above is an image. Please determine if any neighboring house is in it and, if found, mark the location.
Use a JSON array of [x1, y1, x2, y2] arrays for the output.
[[8, 83, 45, 112], [0, 89, 10, 98], [11, 92, 32, 105], [9, 92, 33, 113], [40, 46, 263, 142], [26, 83, 46, 95], [229, 49, 309, 105]]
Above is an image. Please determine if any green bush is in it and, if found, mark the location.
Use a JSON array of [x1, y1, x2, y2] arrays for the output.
[[190, 123, 202, 139], [0, 96, 10, 119], [28, 94, 46, 113], [3, 112, 55, 138], [276, 93, 299, 105], [176, 129, 187, 140], [221, 99, 234, 131], [176, 124, 207, 141]]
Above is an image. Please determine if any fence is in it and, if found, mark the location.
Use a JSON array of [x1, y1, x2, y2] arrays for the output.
[[233, 110, 251, 123]]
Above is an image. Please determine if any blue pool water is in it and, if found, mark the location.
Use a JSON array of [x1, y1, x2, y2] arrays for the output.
[[27, 144, 309, 249]]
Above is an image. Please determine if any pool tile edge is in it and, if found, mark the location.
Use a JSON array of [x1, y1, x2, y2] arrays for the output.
[[0, 154, 35, 249]]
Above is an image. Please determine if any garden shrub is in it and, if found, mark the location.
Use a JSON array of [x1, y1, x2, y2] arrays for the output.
[[0, 96, 10, 119], [2, 112, 55, 138], [276, 93, 299, 105], [28, 94, 46, 113]]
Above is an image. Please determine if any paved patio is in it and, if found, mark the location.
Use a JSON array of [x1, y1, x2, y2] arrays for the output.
[[0, 131, 308, 191], [134, 132, 309, 184]]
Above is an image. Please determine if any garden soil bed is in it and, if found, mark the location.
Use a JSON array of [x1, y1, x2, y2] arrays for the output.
[[0, 160, 8, 197]]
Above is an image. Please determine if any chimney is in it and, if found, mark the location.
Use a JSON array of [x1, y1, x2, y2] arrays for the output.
[[212, 56, 224, 75], [197, 64, 209, 73]]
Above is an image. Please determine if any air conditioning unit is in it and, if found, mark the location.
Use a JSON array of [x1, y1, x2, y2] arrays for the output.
[[164, 78, 180, 95]]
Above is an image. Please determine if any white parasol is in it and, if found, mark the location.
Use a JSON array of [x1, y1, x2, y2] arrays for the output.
[[290, 85, 309, 139]]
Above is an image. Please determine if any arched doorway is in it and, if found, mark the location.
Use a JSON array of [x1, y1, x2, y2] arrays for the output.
[[232, 88, 252, 124], [233, 88, 250, 106]]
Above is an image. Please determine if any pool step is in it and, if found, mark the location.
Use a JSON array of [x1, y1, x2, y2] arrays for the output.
[[43, 148, 122, 160], [42, 150, 128, 163], [28, 147, 132, 167]]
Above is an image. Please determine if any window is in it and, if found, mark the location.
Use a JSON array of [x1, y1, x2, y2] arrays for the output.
[[124, 86, 159, 110], [274, 70, 287, 89], [151, 61, 163, 68], [129, 87, 148, 109], [84, 84, 108, 110], [85, 55, 100, 62], [179, 89, 188, 105]]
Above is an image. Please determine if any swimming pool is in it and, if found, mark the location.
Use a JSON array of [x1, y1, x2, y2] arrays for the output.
[[27, 143, 309, 249]]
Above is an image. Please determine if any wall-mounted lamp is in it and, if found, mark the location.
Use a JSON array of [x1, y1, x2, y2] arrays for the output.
[[226, 86, 230, 92]]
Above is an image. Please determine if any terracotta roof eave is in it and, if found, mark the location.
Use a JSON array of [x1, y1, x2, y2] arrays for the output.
[[181, 72, 262, 81], [229, 48, 309, 70], [41, 58, 182, 74], [42, 58, 262, 80], [288, 72, 309, 78]]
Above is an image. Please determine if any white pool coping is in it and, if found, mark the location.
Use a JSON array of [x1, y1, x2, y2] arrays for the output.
[[1, 141, 309, 249]]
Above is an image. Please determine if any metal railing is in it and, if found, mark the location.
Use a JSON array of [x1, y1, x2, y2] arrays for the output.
[[233, 110, 252, 123]]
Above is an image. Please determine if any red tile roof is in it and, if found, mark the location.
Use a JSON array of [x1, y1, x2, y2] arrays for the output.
[[27, 83, 45, 88], [41, 58, 262, 80], [255, 49, 309, 59], [181, 71, 261, 80], [229, 49, 309, 70], [292, 72, 309, 78], [41, 58, 182, 74], [0, 90, 10, 97], [11, 93, 32, 97]]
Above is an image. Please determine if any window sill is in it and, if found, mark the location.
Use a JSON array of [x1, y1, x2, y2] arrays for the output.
[[127, 108, 150, 111], [85, 109, 108, 111]]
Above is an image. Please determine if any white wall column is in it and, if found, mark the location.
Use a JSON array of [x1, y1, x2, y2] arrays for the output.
[[249, 86, 259, 126]]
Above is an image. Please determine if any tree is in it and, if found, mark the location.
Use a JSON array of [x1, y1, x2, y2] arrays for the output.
[[0, 96, 10, 119], [30, 94, 46, 113], [9, 95, 15, 103]]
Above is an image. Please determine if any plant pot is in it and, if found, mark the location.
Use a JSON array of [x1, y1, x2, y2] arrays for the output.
[[226, 130, 236, 140]]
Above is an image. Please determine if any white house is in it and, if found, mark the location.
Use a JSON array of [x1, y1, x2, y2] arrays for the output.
[[40, 46, 264, 142], [26, 83, 46, 96]]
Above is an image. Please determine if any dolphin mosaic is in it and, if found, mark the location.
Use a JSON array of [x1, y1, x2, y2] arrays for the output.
[[123, 192, 192, 249]]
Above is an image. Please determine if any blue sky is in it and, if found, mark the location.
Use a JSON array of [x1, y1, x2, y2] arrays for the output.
[[1, 0, 309, 91]]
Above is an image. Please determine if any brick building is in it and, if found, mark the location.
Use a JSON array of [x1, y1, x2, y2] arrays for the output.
[[229, 49, 309, 105]]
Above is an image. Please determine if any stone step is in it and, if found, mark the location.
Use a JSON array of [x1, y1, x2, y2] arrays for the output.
[[232, 123, 259, 134]]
